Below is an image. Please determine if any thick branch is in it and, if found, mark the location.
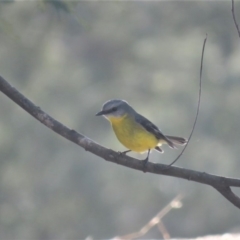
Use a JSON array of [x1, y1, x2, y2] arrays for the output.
[[0, 75, 240, 209], [214, 186, 240, 209]]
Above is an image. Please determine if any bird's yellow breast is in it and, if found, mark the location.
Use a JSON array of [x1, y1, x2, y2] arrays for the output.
[[107, 115, 158, 153]]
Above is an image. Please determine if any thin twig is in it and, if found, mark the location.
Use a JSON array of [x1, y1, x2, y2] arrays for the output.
[[232, 0, 240, 38], [169, 35, 207, 166], [116, 194, 183, 240], [157, 220, 170, 240]]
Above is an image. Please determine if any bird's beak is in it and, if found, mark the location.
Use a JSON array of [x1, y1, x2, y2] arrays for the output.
[[95, 110, 105, 116]]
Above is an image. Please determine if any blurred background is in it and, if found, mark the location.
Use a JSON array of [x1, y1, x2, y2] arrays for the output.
[[0, 1, 240, 239]]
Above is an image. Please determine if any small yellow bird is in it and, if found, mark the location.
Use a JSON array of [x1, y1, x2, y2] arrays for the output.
[[96, 99, 187, 164]]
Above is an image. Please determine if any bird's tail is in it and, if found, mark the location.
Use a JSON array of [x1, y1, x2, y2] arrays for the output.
[[165, 136, 187, 148]]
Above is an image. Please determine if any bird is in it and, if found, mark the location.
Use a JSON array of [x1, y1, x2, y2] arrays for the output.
[[96, 99, 187, 165]]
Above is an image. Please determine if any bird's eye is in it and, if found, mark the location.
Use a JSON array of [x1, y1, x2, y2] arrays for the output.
[[112, 107, 117, 111]]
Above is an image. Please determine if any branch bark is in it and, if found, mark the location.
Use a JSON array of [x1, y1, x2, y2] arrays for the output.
[[0, 75, 240, 209]]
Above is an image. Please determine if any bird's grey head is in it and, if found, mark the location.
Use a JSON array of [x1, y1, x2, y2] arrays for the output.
[[96, 99, 135, 119]]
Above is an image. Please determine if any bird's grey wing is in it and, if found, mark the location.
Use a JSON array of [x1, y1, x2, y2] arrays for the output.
[[135, 113, 176, 148], [135, 114, 166, 139]]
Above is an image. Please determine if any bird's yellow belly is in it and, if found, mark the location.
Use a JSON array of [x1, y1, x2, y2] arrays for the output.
[[110, 116, 158, 153]]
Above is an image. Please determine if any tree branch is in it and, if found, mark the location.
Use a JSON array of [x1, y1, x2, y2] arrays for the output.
[[232, 0, 240, 38], [214, 185, 240, 209], [0, 75, 240, 209]]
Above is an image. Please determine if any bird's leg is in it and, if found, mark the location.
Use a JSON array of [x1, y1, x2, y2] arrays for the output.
[[143, 149, 150, 163], [142, 149, 150, 172]]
